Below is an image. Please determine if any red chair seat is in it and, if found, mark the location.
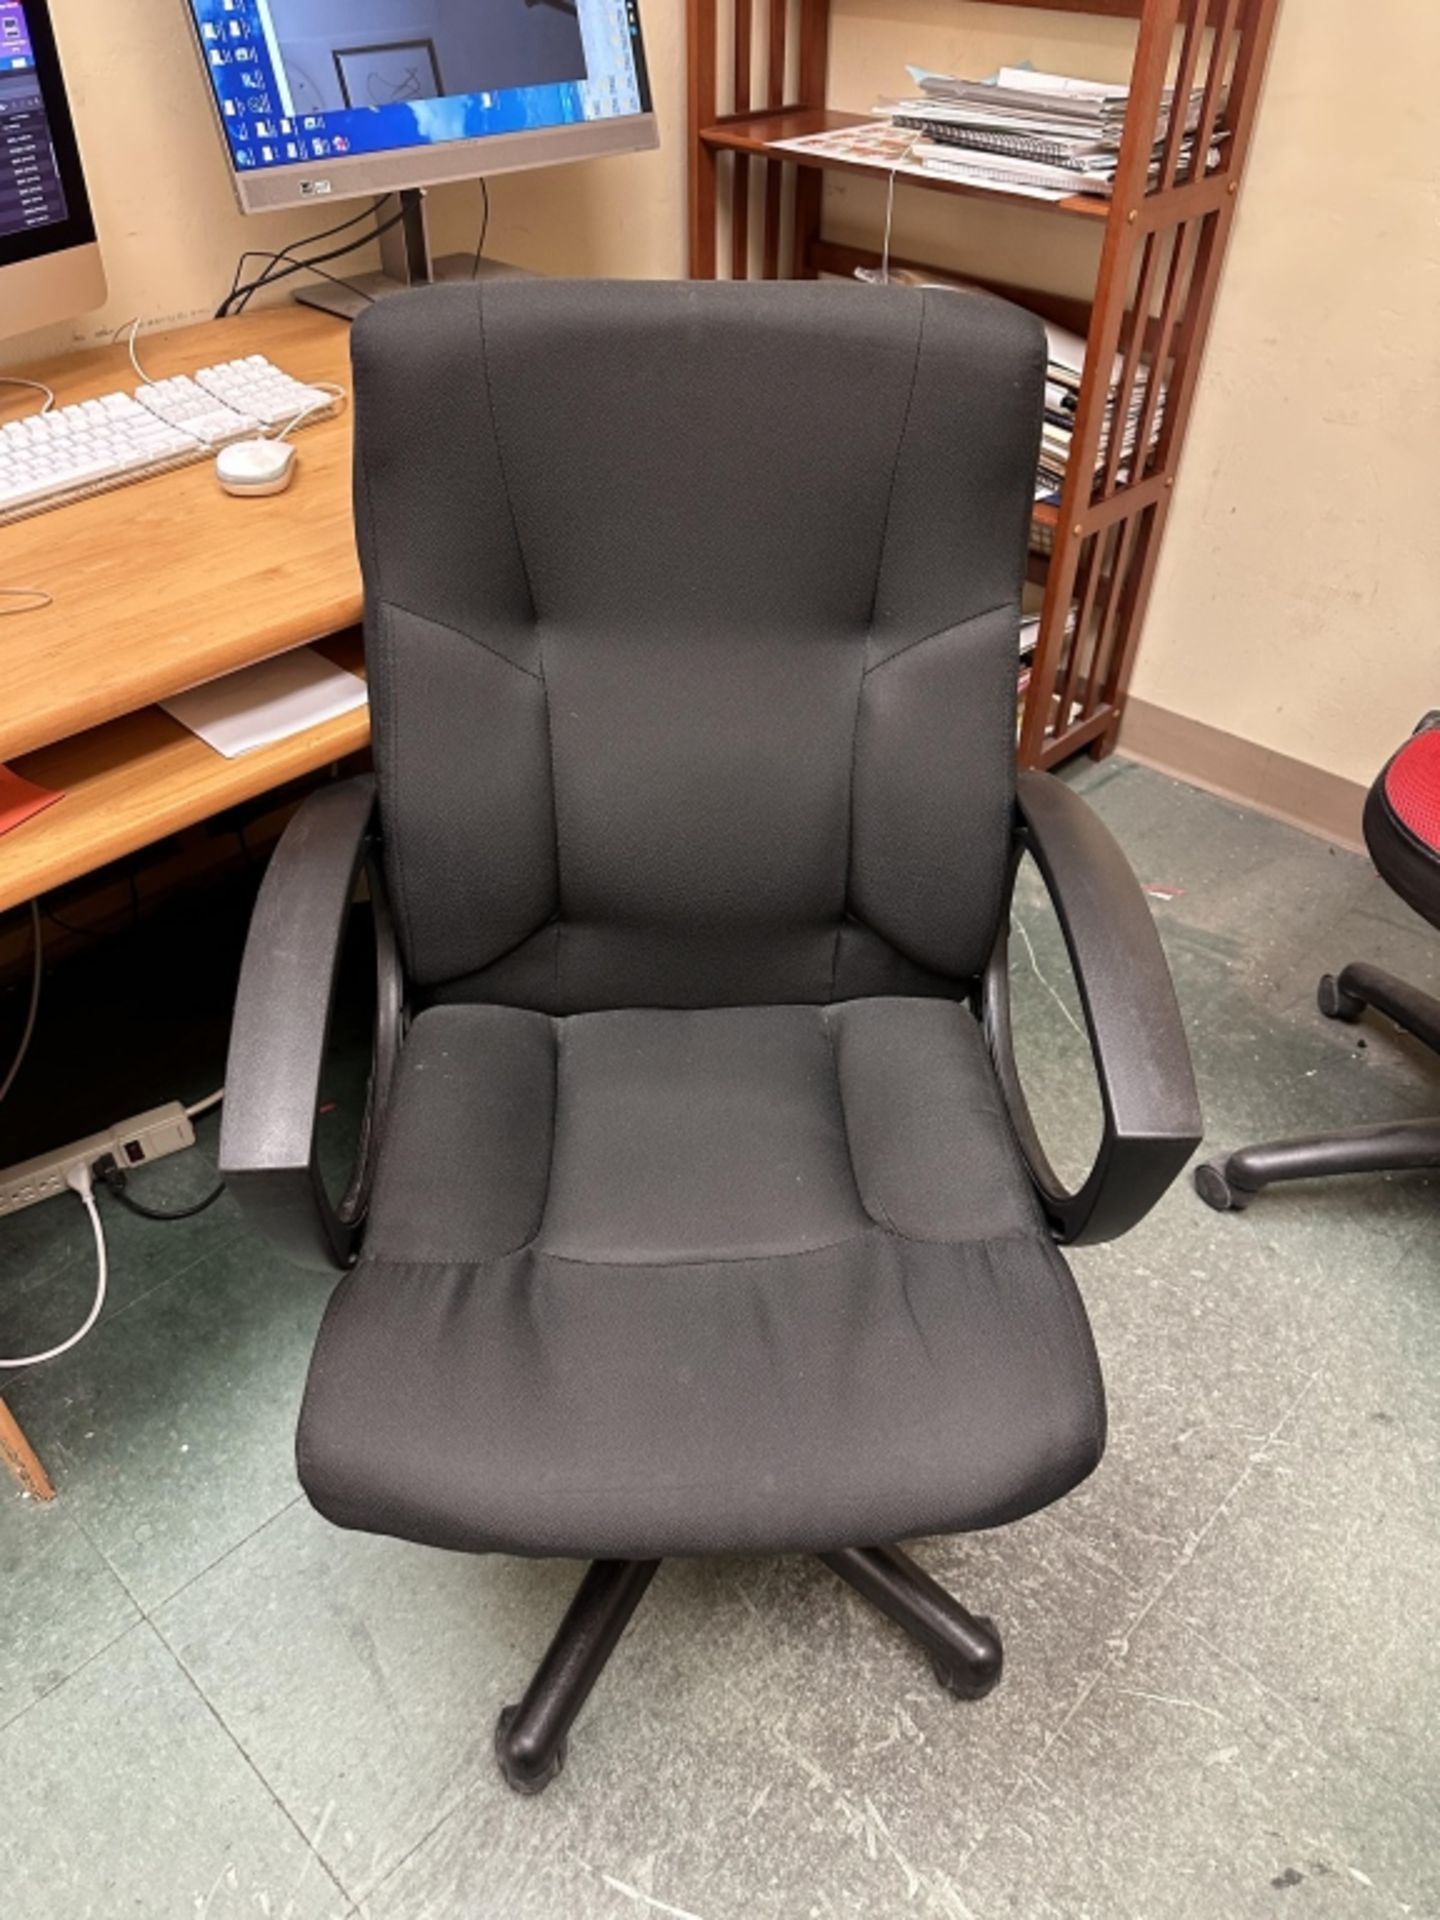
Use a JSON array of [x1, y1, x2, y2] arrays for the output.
[[1364, 719, 1440, 929]]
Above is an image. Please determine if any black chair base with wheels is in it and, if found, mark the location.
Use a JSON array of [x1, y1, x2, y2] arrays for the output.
[[220, 282, 1201, 1796], [1198, 718, 1440, 1213], [494, 1546, 1002, 1797]]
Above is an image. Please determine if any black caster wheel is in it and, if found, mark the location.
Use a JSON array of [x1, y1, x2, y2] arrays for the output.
[[931, 1618, 1003, 1701], [495, 1705, 566, 1796], [1317, 974, 1363, 1023], [1194, 1160, 1252, 1212]]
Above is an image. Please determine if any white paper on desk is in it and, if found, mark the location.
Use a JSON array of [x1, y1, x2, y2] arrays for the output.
[[160, 646, 367, 759]]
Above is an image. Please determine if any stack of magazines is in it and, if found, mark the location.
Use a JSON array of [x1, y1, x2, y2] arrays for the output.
[[880, 66, 1223, 201], [856, 266, 1165, 514], [1037, 317, 1165, 507]]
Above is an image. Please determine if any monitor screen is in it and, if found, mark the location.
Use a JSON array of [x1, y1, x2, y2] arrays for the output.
[[186, 0, 652, 182], [0, 0, 103, 340], [0, 0, 75, 244]]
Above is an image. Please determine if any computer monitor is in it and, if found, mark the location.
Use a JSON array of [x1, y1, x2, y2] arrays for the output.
[[183, 0, 656, 312], [0, 0, 105, 343]]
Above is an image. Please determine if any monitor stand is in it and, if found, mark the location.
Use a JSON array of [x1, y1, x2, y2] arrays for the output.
[[294, 187, 534, 323]]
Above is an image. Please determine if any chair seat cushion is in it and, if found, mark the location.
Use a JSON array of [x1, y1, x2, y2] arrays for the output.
[[298, 999, 1106, 1558], [1365, 722, 1440, 929]]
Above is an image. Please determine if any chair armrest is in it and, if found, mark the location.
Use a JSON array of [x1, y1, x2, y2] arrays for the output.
[[983, 770, 1202, 1245], [219, 776, 403, 1272]]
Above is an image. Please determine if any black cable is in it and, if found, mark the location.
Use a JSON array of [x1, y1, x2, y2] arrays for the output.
[[230, 202, 407, 313], [0, 900, 41, 1106], [95, 1157, 226, 1222], [217, 195, 391, 319], [235, 248, 384, 317], [220, 204, 407, 318], [470, 179, 491, 279]]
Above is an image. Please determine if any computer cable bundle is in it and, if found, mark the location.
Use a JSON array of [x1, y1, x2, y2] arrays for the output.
[[217, 195, 403, 318], [218, 193, 394, 313]]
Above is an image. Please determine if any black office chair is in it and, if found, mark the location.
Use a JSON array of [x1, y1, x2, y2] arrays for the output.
[[220, 281, 1200, 1795], [1197, 714, 1440, 1210]]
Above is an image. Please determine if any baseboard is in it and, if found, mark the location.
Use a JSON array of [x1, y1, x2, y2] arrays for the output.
[[1117, 699, 1368, 853]]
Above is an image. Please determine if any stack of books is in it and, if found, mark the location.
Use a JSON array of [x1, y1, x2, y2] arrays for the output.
[[880, 66, 1223, 201]]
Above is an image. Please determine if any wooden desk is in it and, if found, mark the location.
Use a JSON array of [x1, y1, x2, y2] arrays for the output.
[[0, 307, 369, 913], [1, 308, 369, 1498]]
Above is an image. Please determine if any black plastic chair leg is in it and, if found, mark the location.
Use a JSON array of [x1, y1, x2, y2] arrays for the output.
[[1323, 962, 1440, 1053], [819, 1544, 1003, 1700], [495, 1558, 660, 1795], [1195, 1116, 1440, 1211]]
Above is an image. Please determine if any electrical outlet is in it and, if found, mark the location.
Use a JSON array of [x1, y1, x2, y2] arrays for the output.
[[0, 1103, 196, 1218]]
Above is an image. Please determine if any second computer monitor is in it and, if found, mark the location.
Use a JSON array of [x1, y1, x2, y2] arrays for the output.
[[185, 0, 656, 214], [0, 0, 105, 343]]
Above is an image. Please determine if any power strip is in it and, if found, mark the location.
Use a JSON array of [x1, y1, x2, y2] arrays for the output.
[[0, 1103, 196, 1218]]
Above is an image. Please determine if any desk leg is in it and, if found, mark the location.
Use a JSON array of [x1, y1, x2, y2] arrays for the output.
[[0, 1397, 54, 1501]]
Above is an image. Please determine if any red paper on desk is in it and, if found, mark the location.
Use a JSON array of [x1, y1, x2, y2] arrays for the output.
[[0, 765, 63, 835]]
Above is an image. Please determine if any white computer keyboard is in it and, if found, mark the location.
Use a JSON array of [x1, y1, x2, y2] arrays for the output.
[[0, 355, 341, 524]]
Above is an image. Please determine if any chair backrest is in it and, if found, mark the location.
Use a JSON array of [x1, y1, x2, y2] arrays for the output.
[[351, 278, 1045, 1012]]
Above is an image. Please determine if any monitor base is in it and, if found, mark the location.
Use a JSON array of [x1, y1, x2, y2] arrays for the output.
[[294, 252, 535, 323]]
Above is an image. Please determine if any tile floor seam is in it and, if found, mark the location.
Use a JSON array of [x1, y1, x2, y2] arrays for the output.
[[147, 1488, 307, 1619], [0, 1220, 249, 1398], [951, 1361, 1328, 1882], [151, 1610, 354, 1914], [338, 1771, 507, 1912], [0, 1611, 147, 1737], [63, 1498, 145, 1609]]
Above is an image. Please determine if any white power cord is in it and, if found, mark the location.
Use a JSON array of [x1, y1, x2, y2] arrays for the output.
[[114, 315, 151, 386], [0, 1162, 109, 1369], [270, 381, 348, 444], [0, 375, 55, 413], [185, 1088, 225, 1119]]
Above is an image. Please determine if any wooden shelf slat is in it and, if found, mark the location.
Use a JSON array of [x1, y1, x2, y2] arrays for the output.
[[0, 633, 368, 913], [700, 111, 1110, 222]]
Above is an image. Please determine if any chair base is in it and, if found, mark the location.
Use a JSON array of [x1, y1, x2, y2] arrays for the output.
[[494, 1544, 1003, 1794], [1196, 962, 1440, 1212]]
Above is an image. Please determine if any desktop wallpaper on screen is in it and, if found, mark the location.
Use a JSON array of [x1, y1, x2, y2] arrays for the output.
[[189, 0, 650, 174]]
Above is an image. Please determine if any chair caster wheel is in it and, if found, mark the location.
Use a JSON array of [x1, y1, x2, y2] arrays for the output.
[[1317, 974, 1363, 1023], [1194, 1160, 1251, 1212], [495, 1705, 566, 1795], [931, 1618, 1003, 1701]]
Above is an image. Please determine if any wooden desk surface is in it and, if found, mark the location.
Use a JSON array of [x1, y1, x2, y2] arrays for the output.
[[0, 306, 363, 763]]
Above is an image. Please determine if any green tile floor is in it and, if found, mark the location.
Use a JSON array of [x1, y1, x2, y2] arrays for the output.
[[1, 761, 1436, 1919]]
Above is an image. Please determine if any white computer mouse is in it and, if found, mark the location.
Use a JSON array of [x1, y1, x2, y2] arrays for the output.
[[216, 437, 297, 498]]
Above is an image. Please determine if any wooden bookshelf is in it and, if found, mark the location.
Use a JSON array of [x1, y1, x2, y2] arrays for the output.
[[687, 0, 1283, 769]]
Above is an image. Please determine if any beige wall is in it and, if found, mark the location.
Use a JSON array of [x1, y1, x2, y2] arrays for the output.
[[9, 1, 1435, 789], [1127, 0, 1440, 788]]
